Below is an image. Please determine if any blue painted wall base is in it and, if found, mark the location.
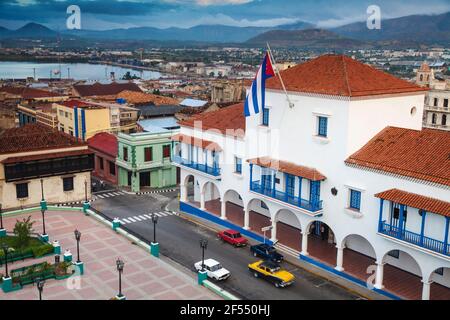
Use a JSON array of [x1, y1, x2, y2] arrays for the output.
[[151, 242, 160, 258], [0, 229, 6, 237], [1, 277, 13, 293], [64, 252, 73, 263], [198, 270, 208, 285], [40, 200, 47, 211], [74, 261, 84, 275], [83, 201, 90, 214], [180, 202, 273, 245], [299, 254, 401, 300]]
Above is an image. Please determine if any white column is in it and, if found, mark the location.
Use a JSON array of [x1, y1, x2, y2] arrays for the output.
[[374, 262, 385, 290], [335, 245, 344, 272], [422, 280, 432, 300], [244, 207, 250, 230], [270, 219, 277, 242], [301, 231, 309, 256], [200, 191, 205, 210], [180, 184, 187, 202], [220, 199, 227, 220]]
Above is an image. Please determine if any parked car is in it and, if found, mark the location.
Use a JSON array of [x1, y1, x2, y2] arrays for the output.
[[250, 243, 284, 263], [194, 259, 231, 281], [217, 229, 248, 247], [248, 260, 295, 288]]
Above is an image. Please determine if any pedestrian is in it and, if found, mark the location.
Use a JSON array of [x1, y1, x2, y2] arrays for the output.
[[320, 224, 326, 240]]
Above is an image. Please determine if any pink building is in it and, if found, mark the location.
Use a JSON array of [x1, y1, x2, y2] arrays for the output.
[[88, 132, 118, 185]]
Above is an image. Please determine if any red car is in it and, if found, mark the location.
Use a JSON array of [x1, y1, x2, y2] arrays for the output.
[[218, 229, 248, 247]]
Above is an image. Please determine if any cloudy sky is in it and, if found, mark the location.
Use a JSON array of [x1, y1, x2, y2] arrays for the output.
[[0, 0, 449, 30]]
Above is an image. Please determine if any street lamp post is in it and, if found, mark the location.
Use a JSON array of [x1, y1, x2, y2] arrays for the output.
[[36, 277, 45, 300], [2, 244, 9, 278], [41, 208, 47, 236], [116, 258, 125, 299], [150, 214, 159, 257], [84, 180, 88, 203], [0, 204, 5, 238], [40, 179, 44, 201], [74, 229, 81, 263], [199, 239, 208, 271]]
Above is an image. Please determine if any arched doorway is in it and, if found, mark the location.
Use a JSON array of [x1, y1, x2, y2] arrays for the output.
[[428, 267, 450, 300], [222, 189, 245, 226], [341, 234, 377, 282], [382, 250, 422, 300], [201, 181, 221, 216], [247, 198, 272, 240], [306, 221, 337, 267], [274, 209, 302, 252]]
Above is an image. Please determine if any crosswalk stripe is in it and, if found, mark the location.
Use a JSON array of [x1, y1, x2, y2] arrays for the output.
[[118, 219, 126, 224], [144, 214, 153, 219], [117, 191, 125, 195], [133, 216, 142, 221], [96, 195, 104, 199], [158, 212, 168, 217], [139, 215, 148, 220], [153, 213, 162, 217], [164, 211, 174, 216], [122, 218, 130, 224], [113, 192, 121, 196], [128, 217, 136, 222], [107, 193, 115, 197], [102, 193, 111, 198]]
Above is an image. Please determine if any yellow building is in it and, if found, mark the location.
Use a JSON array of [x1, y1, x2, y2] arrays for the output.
[[54, 100, 111, 140], [0, 124, 94, 210]]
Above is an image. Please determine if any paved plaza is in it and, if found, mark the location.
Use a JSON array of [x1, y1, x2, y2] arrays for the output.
[[0, 209, 220, 300]]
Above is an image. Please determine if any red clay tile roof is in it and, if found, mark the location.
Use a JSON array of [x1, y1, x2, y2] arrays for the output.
[[178, 103, 245, 138], [73, 82, 142, 97], [171, 133, 222, 152], [346, 127, 450, 187], [0, 124, 85, 154], [375, 189, 450, 217], [2, 149, 93, 164], [0, 87, 62, 99], [59, 99, 104, 109], [266, 55, 428, 97], [248, 156, 326, 181], [117, 90, 179, 105], [87, 132, 118, 158]]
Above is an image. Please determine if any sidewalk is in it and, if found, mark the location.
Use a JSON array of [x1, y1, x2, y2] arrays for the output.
[[167, 199, 388, 301], [0, 209, 220, 300]]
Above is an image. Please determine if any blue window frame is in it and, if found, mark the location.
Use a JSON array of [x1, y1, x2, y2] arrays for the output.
[[286, 174, 295, 197], [318, 116, 328, 137], [349, 189, 361, 211], [262, 107, 269, 126], [235, 157, 242, 174]]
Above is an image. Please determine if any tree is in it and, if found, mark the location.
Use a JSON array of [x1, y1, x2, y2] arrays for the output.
[[13, 216, 34, 249]]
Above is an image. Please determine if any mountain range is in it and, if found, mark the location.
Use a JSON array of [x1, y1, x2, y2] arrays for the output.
[[0, 12, 449, 47]]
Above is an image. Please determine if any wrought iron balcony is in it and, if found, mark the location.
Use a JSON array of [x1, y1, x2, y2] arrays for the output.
[[379, 221, 449, 256], [250, 181, 323, 212], [172, 155, 221, 177]]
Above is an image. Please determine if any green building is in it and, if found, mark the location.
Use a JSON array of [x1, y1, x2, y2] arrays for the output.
[[116, 131, 179, 193]]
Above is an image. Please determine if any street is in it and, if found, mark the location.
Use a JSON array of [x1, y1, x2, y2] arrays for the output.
[[91, 188, 362, 300]]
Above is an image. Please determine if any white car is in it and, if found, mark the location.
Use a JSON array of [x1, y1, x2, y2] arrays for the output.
[[194, 259, 231, 281]]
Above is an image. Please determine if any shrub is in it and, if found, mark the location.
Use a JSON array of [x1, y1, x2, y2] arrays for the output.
[[31, 244, 54, 258], [13, 216, 34, 249]]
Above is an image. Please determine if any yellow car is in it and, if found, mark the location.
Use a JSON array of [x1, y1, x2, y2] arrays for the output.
[[248, 260, 295, 288]]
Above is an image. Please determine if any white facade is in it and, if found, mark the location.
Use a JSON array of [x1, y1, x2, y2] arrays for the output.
[[177, 81, 450, 300]]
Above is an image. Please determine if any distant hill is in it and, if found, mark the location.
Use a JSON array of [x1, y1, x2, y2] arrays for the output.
[[13, 23, 57, 39], [246, 29, 370, 49], [332, 12, 450, 45]]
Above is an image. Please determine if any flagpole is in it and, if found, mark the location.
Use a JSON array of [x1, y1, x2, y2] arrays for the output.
[[266, 43, 294, 108]]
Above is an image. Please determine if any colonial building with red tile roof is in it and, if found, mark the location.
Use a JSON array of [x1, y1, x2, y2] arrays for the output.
[[87, 132, 118, 185], [72, 82, 142, 98], [174, 54, 450, 300], [0, 124, 94, 210]]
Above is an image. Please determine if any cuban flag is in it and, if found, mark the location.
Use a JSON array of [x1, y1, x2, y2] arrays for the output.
[[244, 52, 275, 117]]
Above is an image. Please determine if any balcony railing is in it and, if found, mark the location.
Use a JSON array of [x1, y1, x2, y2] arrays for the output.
[[172, 155, 221, 177], [251, 181, 323, 212], [379, 221, 449, 256]]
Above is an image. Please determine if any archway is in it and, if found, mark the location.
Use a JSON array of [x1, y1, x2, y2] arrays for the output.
[[306, 221, 337, 267], [201, 181, 221, 216], [381, 250, 422, 300], [274, 209, 302, 252], [428, 267, 450, 300], [222, 189, 245, 226], [183, 174, 196, 202], [247, 198, 272, 239], [341, 234, 377, 281]]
